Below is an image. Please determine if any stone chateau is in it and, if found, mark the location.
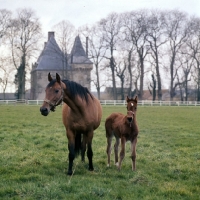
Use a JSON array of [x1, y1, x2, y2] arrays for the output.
[[30, 32, 93, 100]]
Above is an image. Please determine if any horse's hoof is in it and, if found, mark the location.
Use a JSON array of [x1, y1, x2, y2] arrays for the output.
[[67, 171, 73, 176], [115, 162, 119, 167], [89, 167, 94, 171]]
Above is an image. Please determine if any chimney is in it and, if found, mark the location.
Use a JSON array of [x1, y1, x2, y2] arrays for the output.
[[86, 36, 88, 57], [48, 31, 55, 41]]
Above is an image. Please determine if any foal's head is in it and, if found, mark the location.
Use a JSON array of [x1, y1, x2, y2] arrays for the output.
[[126, 96, 138, 113], [126, 110, 135, 124], [40, 73, 63, 116]]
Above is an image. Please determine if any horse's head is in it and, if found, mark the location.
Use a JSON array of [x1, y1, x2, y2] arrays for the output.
[[40, 73, 63, 116], [126, 96, 138, 113]]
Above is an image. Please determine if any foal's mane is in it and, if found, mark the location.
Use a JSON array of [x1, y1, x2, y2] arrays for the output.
[[62, 80, 93, 103]]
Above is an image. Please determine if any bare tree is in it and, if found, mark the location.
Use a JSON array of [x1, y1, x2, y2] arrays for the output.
[[148, 74, 157, 101], [0, 55, 15, 99], [186, 16, 200, 101], [122, 10, 149, 100], [52, 20, 76, 54], [146, 10, 168, 100], [0, 9, 11, 45], [115, 60, 127, 100], [98, 12, 122, 99], [165, 10, 190, 100], [178, 55, 193, 101], [7, 8, 42, 99], [52, 20, 76, 79], [79, 25, 107, 99]]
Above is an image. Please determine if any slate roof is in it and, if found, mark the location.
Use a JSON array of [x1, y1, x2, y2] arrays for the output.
[[35, 35, 65, 71], [70, 36, 92, 64], [33, 34, 92, 72]]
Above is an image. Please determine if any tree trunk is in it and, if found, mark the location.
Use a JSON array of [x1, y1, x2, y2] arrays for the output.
[[127, 50, 133, 97], [139, 55, 144, 100], [95, 63, 101, 100], [197, 68, 200, 101], [155, 54, 162, 101], [110, 56, 117, 100], [16, 55, 26, 99]]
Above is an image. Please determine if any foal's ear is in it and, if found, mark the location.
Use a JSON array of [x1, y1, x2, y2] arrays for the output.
[[134, 96, 138, 103], [126, 96, 130, 102], [48, 72, 53, 82], [56, 73, 61, 84]]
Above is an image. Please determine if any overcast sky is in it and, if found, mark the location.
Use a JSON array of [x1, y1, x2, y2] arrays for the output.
[[1, 0, 200, 33]]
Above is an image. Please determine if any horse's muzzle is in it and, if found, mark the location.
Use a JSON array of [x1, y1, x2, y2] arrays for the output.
[[40, 107, 49, 116]]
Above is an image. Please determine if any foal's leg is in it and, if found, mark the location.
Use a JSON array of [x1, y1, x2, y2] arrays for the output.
[[106, 135, 112, 167], [118, 137, 126, 171], [86, 131, 94, 171], [114, 136, 120, 167], [131, 137, 137, 171], [67, 131, 75, 176]]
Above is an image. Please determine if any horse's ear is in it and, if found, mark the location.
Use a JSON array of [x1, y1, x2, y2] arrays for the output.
[[56, 73, 61, 84], [48, 73, 53, 82], [134, 96, 138, 103]]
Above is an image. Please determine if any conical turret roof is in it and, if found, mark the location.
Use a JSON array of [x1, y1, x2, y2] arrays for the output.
[[70, 35, 92, 64], [36, 34, 64, 71]]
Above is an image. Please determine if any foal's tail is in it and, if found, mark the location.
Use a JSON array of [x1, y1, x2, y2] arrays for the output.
[[75, 133, 82, 157]]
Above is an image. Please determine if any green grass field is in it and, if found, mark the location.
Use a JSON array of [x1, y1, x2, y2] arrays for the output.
[[0, 105, 199, 200]]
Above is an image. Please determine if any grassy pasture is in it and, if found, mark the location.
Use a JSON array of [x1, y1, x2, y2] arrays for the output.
[[0, 105, 199, 200]]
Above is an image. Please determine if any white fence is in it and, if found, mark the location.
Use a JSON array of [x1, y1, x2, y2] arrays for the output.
[[0, 99, 200, 106]]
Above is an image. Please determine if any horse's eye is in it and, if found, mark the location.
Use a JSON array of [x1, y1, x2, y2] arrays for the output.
[[135, 107, 137, 110], [55, 89, 59, 94]]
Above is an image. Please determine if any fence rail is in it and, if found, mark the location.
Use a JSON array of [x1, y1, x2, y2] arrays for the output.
[[0, 99, 200, 106]]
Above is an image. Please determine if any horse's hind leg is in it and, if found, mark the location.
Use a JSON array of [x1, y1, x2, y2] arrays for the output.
[[106, 135, 112, 167], [114, 136, 120, 167], [81, 135, 86, 162], [86, 131, 94, 171], [131, 137, 137, 171]]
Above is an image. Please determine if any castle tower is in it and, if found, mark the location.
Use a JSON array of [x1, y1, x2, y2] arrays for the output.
[[30, 32, 93, 100]]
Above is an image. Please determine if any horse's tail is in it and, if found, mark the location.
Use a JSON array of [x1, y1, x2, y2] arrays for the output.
[[74, 133, 82, 157]]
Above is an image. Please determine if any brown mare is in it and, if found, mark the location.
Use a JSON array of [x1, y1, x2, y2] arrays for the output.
[[40, 73, 102, 175], [105, 96, 139, 171]]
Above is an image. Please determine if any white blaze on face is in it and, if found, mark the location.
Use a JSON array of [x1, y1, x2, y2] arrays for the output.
[[131, 103, 133, 107]]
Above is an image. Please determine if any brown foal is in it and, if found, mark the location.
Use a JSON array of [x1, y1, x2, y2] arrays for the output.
[[105, 96, 139, 171]]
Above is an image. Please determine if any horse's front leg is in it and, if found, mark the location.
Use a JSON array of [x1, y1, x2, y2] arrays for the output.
[[67, 131, 75, 176], [131, 137, 137, 171], [118, 137, 126, 171], [106, 136, 112, 167], [87, 131, 94, 171]]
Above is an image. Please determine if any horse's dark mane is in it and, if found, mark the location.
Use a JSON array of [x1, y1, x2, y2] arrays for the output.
[[62, 80, 93, 103]]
